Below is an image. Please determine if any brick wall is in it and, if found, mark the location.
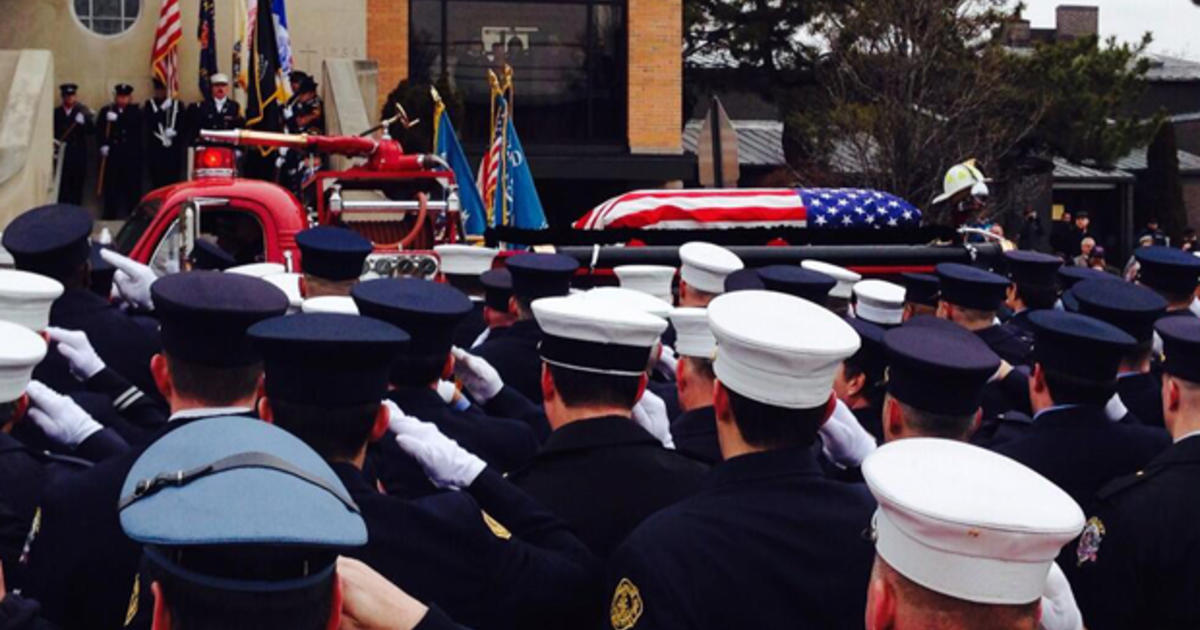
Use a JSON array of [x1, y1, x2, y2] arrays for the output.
[[366, 0, 408, 118], [627, 0, 682, 154], [1055, 6, 1099, 41]]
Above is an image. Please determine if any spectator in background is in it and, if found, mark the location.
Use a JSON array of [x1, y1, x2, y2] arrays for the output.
[[1089, 246, 1118, 275], [1124, 235, 1156, 281], [1137, 218, 1169, 247], [1051, 210, 1074, 258], [1017, 206, 1043, 251], [1068, 211, 1093, 259], [1074, 237, 1097, 268]]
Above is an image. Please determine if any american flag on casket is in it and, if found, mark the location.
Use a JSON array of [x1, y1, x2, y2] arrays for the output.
[[573, 188, 922, 231]]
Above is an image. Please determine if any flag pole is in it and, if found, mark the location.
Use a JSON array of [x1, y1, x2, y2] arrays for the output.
[[430, 86, 444, 149], [503, 64, 514, 120]]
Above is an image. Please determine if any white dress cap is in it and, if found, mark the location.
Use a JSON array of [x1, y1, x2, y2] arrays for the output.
[[0, 269, 65, 331], [435, 244, 498, 276], [708, 290, 859, 408], [679, 242, 744, 294], [614, 265, 676, 303], [863, 438, 1085, 605], [227, 262, 286, 278], [578, 286, 672, 319], [669, 307, 715, 359], [853, 279, 906, 325], [532, 296, 667, 376], [301, 296, 359, 315], [0, 320, 47, 401], [262, 272, 303, 311], [801, 260, 861, 299], [0, 234, 14, 267]]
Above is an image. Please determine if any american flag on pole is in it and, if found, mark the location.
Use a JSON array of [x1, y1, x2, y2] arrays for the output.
[[574, 188, 921, 231], [478, 96, 507, 226], [151, 0, 183, 97]]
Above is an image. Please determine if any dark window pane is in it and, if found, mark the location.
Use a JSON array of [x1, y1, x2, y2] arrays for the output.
[[74, 0, 90, 18], [93, 17, 122, 35], [124, 0, 139, 20], [95, 0, 119, 18]]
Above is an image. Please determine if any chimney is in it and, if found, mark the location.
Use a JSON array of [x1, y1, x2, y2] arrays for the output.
[[1055, 5, 1099, 41]]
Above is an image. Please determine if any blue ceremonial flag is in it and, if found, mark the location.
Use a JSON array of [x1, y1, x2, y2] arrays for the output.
[[497, 99, 548, 230], [270, 0, 294, 89], [197, 0, 218, 99], [433, 98, 487, 236]]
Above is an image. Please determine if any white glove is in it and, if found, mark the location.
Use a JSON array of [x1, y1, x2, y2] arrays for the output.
[[631, 389, 675, 449], [45, 327, 106, 380], [274, 155, 286, 168], [279, 147, 289, 157], [101, 249, 157, 310], [74, 112, 85, 125], [162, 98, 173, 110], [164, 127, 177, 139], [105, 111, 118, 122], [657, 346, 679, 376], [435, 380, 463, 407], [283, 105, 294, 119], [99, 145, 110, 157], [1039, 562, 1083, 630], [819, 398, 877, 468], [25, 381, 104, 448], [1104, 394, 1128, 423], [387, 403, 486, 489], [451, 347, 503, 403], [161, 138, 173, 149]]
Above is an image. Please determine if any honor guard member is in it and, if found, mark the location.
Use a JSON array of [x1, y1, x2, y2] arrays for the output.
[[435, 244, 499, 348], [283, 70, 325, 134], [936, 262, 1033, 366], [677, 242, 743, 307], [295, 226, 372, 298], [862, 439, 1085, 630], [143, 78, 183, 188], [1133, 246, 1200, 318], [994, 311, 1169, 522], [878, 322, 1000, 442], [188, 239, 236, 271], [352, 278, 540, 471], [507, 296, 707, 557], [97, 84, 143, 219], [853, 279, 906, 328], [667, 308, 720, 463], [723, 265, 836, 306], [116, 417, 378, 630], [24, 272, 288, 630], [248, 313, 598, 630], [477, 268, 516, 347], [3, 205, 162, 399], [54, 84, 91, 205], [474, 253, 578, 405], [1071, 279, 1168, 428], [190, 73, 243, 143], [615, 265, 676, 304], [837, 318, 889, 442], [802, 259, 861, 315], [1071, 316, 1200, 629], [605, 290, 875, 629], [900, 272, 939, 320], [1001, 250, 1061, 345]]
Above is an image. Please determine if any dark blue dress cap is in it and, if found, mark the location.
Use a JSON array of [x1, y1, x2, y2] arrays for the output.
[[119, 417, 366, 590], [1056, 265, 1114, 291], [723, 268, 765, 293], [249, 313, 409, 407], [935, 263, 1010, 311], [1, 204, 92, 279], [1071, 279, 1166, 343], [901, 273, 939, 307], [295, 226, 373, 282], [1029, 310, 1136, 386], [352, 277, 473, 355], [114, 83, 134, 95], [884, 322, 1000, 416], [1003, 250, 1062, 287], [1156, 316, 1200, 383], [758, 265, 837, 304], [151, 271, 290, 367], [505, 253, 578, 301], [481, 268, 513, 311], [845, 316, 888, 385], [190, 239, 236, 271], [1134, 246, 1200, 295]]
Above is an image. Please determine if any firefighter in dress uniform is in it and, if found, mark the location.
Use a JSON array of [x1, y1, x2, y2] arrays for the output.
[[97, 84, 143, 220], [54, 84, 91, 205], [143, 78, 184, 189]]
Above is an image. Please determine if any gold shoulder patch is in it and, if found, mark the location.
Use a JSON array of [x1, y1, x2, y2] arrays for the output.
[[610, 577, 644, 630], [482, 510, 512, 540], [124, 574, 140, 627]]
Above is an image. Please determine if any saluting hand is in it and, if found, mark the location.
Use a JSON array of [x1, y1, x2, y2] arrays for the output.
[[25, 380, 104, 448], [819, 398, 877, 468], [45, 327, 106, 381], [450, 347, 503, 403], [632, 389, 675, 449], [385, 401, 486, 490], [336, 557, 431, 630], [100, 248, 158, 311]]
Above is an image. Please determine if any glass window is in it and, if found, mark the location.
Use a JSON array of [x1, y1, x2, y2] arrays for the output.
[[411, 0, 626, 146], [74, 0, 139, 36]]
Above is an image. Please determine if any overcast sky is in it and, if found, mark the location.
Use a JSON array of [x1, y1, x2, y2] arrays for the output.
[[1018, 0, 1200, 60]]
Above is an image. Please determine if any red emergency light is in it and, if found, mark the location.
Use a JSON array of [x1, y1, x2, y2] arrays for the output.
[[194, 146, 236, 179]]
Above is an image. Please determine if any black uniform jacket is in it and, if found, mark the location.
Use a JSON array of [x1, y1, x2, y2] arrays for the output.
[[993, 405, 1169, 515], [25, 412, 256, 630], [386, 386, 538, 472], [670, 406, 720, 464], [604, 446, 877, 630], [474, 319, 544, 405], [336, 463, 598, 630], [507, 415, 708, 557], [976, 323, 1034, 367], [1070, 434, 1200, 630], [1117, 371, 1164, 428]]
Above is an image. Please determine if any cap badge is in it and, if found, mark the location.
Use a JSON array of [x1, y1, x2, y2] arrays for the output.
[[1076, 516, 1106, 566], [610, 577, 644, 630]]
